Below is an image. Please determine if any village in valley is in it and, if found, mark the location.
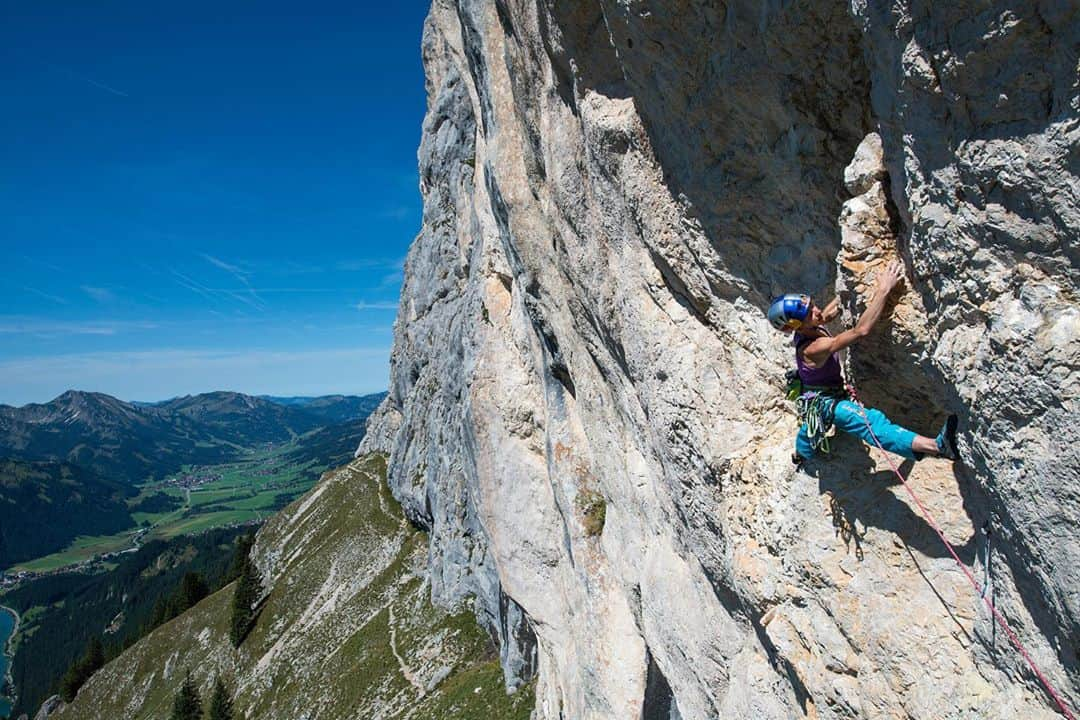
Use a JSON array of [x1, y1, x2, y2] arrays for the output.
[[1, 442, 317, 588]]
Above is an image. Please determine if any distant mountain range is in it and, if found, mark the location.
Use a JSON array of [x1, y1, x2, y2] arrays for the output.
[[259, 394, 387, 423], [0, 390, 386, 486], [0, 390, 385, 568]]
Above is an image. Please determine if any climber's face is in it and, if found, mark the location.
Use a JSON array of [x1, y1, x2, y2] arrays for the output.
[[805, 300, 825, 327]]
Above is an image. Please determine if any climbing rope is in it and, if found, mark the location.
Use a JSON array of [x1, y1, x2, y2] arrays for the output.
[[844, 381, 1078, 720]]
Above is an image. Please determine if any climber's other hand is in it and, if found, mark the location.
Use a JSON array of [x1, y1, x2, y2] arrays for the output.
[[876, 259, 904, 295]]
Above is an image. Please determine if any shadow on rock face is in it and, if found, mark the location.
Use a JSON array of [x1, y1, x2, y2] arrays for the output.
[[596, 0, 873, 304], [808, 435, 977, 565]]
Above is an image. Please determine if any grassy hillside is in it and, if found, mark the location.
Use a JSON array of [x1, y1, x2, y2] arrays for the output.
[[52, 455, 533, 720], [1, 527, 250, 718], [281, 417, 367, 468]]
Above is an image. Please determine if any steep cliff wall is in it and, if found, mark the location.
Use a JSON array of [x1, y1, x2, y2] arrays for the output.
[[364, 1, 1080, 717]]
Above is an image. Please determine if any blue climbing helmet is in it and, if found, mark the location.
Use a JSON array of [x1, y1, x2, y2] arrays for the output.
[[767, 293, 811, 330]]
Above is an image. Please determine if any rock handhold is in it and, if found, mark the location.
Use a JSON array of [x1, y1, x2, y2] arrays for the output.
[[843, 132, 886, 196]]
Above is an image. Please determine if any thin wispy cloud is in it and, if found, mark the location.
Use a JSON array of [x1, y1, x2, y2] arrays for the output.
[[77, 75, 129, 97], [336, 258, 407, 272], [204, 287, 358, 293], [0, 317, 158, 337], [380, 205, 415, 220], [172, 268, 266, 312], [355, 301, 399, 311], [81, 285, 117, 303], [376, 270, 405, 291], [171, 270, 218, 303], [200, 252, 266, 310], [200, 253, 247, 276], [357, 256, 408, 293], [277, 261, 325, 276], [47, 62, 129, 97], [223, 289, 264, 311], [138, 292, 168, 305], [20, 255, 65, 273], [175, 257, 375, 309], [23, 287, 68, 305]]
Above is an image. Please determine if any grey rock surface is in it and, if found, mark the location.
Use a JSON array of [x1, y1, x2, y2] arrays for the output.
[[356, 399, 402, 457], [366, 1, 1080, 717], [32, 695, 61, 720]]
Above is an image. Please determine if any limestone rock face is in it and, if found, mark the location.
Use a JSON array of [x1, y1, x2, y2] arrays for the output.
[[356, 400, 402, 457], [367, 1, 1079, 718]]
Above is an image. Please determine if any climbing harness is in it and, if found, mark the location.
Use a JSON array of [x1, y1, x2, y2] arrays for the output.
[[844, 381, 1077, 720], [796, 392, 838, 453], [788, 366, 848, 454]]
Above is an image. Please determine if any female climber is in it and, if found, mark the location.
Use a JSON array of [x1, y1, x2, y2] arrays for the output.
[[767, 260, 958, 463]]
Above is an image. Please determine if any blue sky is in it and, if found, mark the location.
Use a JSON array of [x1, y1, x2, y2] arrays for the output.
[[0, 1, 431, 406]]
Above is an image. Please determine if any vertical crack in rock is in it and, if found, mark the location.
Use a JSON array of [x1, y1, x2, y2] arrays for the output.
[[642, 648, 681, 720], [853, 0, 1080, 700], [364, 0, 1080, 716], [500, 587, 539, 688]]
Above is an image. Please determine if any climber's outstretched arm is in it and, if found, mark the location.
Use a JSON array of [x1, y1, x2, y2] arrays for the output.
[[822, 296, 841, 323], [803, 261, 903, 366]]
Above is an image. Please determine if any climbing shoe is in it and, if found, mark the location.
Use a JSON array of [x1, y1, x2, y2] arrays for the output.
[[936, 414, 959, 460]]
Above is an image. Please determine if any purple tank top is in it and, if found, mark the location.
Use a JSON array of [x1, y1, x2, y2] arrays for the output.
[[794, 332, 844, 388]]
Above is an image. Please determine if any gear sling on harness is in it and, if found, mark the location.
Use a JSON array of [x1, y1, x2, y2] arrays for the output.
[[795, 388, 844, 454], [789, 332, 920, 461]]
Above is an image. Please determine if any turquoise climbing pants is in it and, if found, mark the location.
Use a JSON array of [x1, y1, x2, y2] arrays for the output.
[[796, 399, 918, 460]]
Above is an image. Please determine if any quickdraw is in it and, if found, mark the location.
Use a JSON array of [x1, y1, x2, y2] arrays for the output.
[[796, 392, 838, 453], [793, 384, 849, 454]]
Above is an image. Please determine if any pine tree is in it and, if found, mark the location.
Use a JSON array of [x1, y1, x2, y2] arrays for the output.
[[85, 636, 105, 673], [178, 571, 209, 610], [150, 596, 170, 628], [207, 677, 234, 720], [59, 662, 86, 703], [170, 672, 203, 720], [58, 636, 106, 702], [228, 544, 263, 647], [226, 534, 255, 582]]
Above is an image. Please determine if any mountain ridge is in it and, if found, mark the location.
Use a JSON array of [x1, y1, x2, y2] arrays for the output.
[[0, 390, 384, 486]]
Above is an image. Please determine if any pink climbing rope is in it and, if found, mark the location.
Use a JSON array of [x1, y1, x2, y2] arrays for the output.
[[842, 388, 1080, 720], [843, 383, 1077, 720]]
